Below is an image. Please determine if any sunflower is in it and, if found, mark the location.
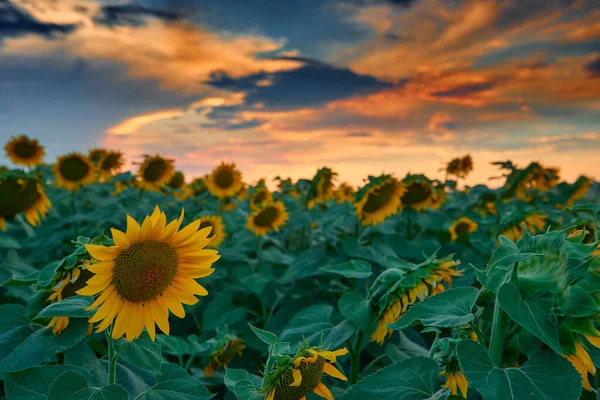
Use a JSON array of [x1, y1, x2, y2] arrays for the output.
[[98, 151, 125, 181], [137, 155, 175, 191], [354, 175, 405, 226], [335, 183, 355, 203], [445, 154, 473, 179], [203, 334, 245, 377], [0, 171, 51, 231], [206, 162, 244, 199], [310, 167, 337, 205], [263, 345, 348, 400], [500, 213, 547, 241], [449, 217, 478, 241], [198, 215, 226, 248], [371, 256, 462, 344], [54, 153, 96, 190], [250, 187, 273, 209], [562, 176, 591, 207], [88, 148, 108, 165], [4, 135, 45, 167], [400, 175, 435, 212], [166, 170, 192, 199], [475, 191, 497, 217], [76, 206, 220, 341], [442, 369, 468, 397], [247, 201, 289, 236], [47, 262, 95, 335]]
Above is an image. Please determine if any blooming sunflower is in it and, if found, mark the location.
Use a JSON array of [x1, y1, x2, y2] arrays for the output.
[[442, 369, 468, 397], [400, 175, 435, 212], [0, 171, 51, 231], [449, 217, 478, 241], [371, 256, 462, 344], [335, 182, 355, 203], [203, 333, 245, 376], [250, 186, 273, 209], [54, 153, 96, 190], [262, 344, 348, 400], [98, 151, 125, 181], [88, 148, 108, 165], [137, 155, 175, 191], [354, 175, 405, 226], [198, 215, 227, 248], [246, 201, 289, 236], [47, 262, 95, 335], [76, 206, 220, 341], [4, 135, 45, 167], [206, 162, 244, 199]]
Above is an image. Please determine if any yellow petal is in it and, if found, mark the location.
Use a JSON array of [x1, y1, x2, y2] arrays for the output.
[[89, 292, 117, 323], [76, 282, 110, 296], [576, 343, 596, 374], [162, 292, 185, 318], [586, 335, 600, 349], [111, 228, 131, 248], [112, 301, 132, 339], [87, 261, 115, 274], [126, 303, 145, 342], [85, 244, 119, 261], [323, 362, 347, 381], [150, 298, 170, 335], [139, 216, 153, 241], [173, 277, 208, 296], [169, 219, 202, 246], [126, 215, 140, 242], [150, 206, 162, 224], [290, 368, 302, 387], [86, 285, 115, 310], [456, 371, 468, 398], [95, 296, 123, 332], [142, 304, 156, 341], [313, 382, 333, 400], [85, 272, 113, 287], [150, 212, 167, 239]]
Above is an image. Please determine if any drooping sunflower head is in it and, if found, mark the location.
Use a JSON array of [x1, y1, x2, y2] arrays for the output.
[[262, 343, 348, 400], [206, 162, 244, 199], [442, 367, 469, 398], [203, 332, 245, 377], [88, 148, 108, 165], [449, 217, 478, 241], [460, 154, 474, 175], [0, 170, 52, 231], [335, 182, 355, 203], [354, 174, 405, 226], [4, 135, 45, 167], [54, 153, 96, 190], [371, 254, 462, 344], [76, 206, 220, 341], [311, 167, 337, 204], [98, 151, 125, 181], [400, 174, 435, 212], [198, 214, 227, 248], [562, 176, 591, 207], [168, 170, 186, 190], [246, 200, 289, 236], [445, 154, 473, 178], [250, 186, 272, 209], [137, 154, 175, 191]]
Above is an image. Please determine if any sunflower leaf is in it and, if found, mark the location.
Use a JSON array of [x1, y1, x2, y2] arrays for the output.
[[3, 365, 90, 400], [320, 260, 372, 279], [36, 296, 94, 318], [114, 332, 162, 373], [142, 363, 214, 400], [47, 371, 128, 400], [248, 324, 277, 346]]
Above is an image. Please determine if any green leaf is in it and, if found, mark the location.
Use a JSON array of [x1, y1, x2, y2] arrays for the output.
[[320, 260, 372, 279], [48, 371, 128, 400], [457, 340, 581, 400], [248, 324, 277, 346], [143, 363, 214, 400], [341, 357, 440, 399], [497, 283, 562, 354], [562, 286, 600, 317], [338, 292, 372, 332], [36, 296, 94, 318], [388, 287, 479, 330], [0, 236, 22, 249], [64, 341, 107, 387], [114, 332, 162, 373], [224, 369, 262, 400], [4, 365, 89, 400], [158, 335, 193, 356]]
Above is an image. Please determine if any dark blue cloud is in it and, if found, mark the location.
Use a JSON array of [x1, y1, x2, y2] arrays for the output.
[[201, 118, 266, 130], [93, 3, 180, 27], [585, 56, 600, 77], [0, 0, 75, 40], [432, 83, 494, 98], [206, 59, 393, 110]]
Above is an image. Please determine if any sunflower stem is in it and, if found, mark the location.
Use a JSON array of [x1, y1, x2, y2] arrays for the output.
[[350, 330, 364, 384], [106, 329, 118, 385], [488, 298, 506, 367]]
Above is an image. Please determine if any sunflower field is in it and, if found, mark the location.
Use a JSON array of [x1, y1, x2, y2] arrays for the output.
[[1, 136, 600, 400]]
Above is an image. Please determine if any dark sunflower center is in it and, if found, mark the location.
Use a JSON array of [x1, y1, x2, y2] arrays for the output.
[[89, 150, 106, 164], [0, 177, 41, 218], [61, 269, 95, 298], [143, 159, 167, 182], [101, 154, 120, 171], [363, 181, 396, 213], [14, 140, 38, 159], [401, 182, 432, 206], [199, 221, 216, 238], [169, 172, 185, 188], [59, 156, 90, 182], [215, 169, 234, 188], [274, 356, 325, 400], [455, 222, 471, 235], [254, 206, 279, 227], [253, 191, 267, 205], [113, 241, 178, 302]]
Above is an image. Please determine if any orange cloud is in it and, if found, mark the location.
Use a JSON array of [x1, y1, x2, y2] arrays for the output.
[[108, 109, 185, 136]]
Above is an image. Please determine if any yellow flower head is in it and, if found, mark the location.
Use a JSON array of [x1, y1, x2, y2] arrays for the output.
[[335, 182, 355, 203], [449, 217, 478, 241], [500, 212, 547, 241], [401, 175, 435, 212], [5, 135, 45, 167], [312, 167, 337, 204], [88, 148, 108, 165], [76, 206, 220, 341], [0, 171, 51, 231], [203, 335, 245, 377], [264, 346, 348, 400], [354, 175, 405, 226], [206, 162, 244, 199], [251, 187, 273, 209], [198, 215, 227, 248], [98, 151, 125, 181], [54, 153, 96, 191], [247, 201, 289, 236], [137, 155, 175, 191]]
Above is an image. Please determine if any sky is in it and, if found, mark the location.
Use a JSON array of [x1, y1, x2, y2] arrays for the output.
[[1, 0, 599, 187]]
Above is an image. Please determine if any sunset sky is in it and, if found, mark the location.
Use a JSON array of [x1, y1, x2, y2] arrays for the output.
[[1, 0, 599, 187]]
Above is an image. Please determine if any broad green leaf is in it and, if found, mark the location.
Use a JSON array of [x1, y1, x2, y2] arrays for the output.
[[320, 260, 372, 279], [36, 296, 94, 318], [497, 283, 562, 354], [143, 363, 214, 400], [158, 335, 193, 356], [248, 324, 277, 346], [114, 332, 162, 373], [457, 340, 581, 400], [48, 371, 128, 400], [342, 357, 440, 399], [4, 365, 89, 400], [224, 368, 263, 400], [562, 286, 600, 317], [338, 292, 372, 332], [0, 236, 22, 249], [388, 287, 479, 330], [64, 341, 107, 387], [279, 305, 334, 344], [324, 319, 355, 348]]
